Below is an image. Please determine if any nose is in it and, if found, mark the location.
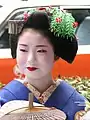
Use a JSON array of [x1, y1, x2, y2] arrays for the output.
[[27, 51, 36, 64]]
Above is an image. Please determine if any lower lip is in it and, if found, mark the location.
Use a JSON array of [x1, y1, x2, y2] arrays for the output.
[[27, 67, 38, 71]]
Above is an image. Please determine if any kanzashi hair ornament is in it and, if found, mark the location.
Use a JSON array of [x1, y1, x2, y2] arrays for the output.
[[23, 7, 78, 40]]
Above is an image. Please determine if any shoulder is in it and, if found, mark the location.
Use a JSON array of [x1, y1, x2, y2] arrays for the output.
[[55, 79, 76, 97], [56, 79, 85, 100], [56, 79, 86, 104], [54, 79, 86, 110], [2, 79, 30, 98]]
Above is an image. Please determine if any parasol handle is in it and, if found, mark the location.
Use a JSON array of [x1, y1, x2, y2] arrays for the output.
[[28, 93, 34, 109]]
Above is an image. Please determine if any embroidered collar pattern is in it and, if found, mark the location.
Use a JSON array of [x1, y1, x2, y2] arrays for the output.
[[23, 80, 60, 104]]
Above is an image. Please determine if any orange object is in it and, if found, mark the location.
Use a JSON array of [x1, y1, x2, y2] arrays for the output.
[[52, 54, 90, 79], [0, 59, 16, 84]]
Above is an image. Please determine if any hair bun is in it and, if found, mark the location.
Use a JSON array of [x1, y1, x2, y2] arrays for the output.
[[23, 12, 50, 30]]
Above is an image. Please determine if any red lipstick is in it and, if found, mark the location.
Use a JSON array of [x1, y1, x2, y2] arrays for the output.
[[27, 67, 38, 71]]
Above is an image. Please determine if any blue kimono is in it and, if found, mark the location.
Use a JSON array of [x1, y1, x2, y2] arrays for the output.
[[0, 80, 85, 120]]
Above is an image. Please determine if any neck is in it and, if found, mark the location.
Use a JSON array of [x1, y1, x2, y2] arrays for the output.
[[24, 73, 54, 93]]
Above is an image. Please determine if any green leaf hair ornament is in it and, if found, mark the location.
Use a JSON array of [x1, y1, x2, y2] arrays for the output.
[[49, 8, 78, 39], [23, 7, 78, 40]]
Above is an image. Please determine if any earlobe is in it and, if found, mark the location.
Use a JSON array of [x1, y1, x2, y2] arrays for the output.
[[13, 64, 21, 76]]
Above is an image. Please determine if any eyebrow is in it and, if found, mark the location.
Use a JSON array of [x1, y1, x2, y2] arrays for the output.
[[19, 44, 48, 47], [36, 45, 48, 47], [19, 44, 28, 47]]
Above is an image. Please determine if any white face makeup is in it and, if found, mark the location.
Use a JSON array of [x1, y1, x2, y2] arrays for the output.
[[16, 29, 54, 79]]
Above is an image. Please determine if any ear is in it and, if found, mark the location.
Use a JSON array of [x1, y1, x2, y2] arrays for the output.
[[13, 64, 21, 76], [54, 55, 59, 61]]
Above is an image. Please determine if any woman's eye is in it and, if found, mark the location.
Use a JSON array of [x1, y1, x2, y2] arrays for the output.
[[20, 49, 28, 52], [37, 49, 47, 53]]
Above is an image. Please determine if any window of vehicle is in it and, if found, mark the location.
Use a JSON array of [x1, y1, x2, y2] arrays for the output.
[[0, 8, 31, 49], [63, 8, 90, 45], [0, 28, 9, 48]]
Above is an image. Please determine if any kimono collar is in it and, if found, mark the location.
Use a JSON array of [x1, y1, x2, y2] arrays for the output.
[[23, 79, 60, 104]]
